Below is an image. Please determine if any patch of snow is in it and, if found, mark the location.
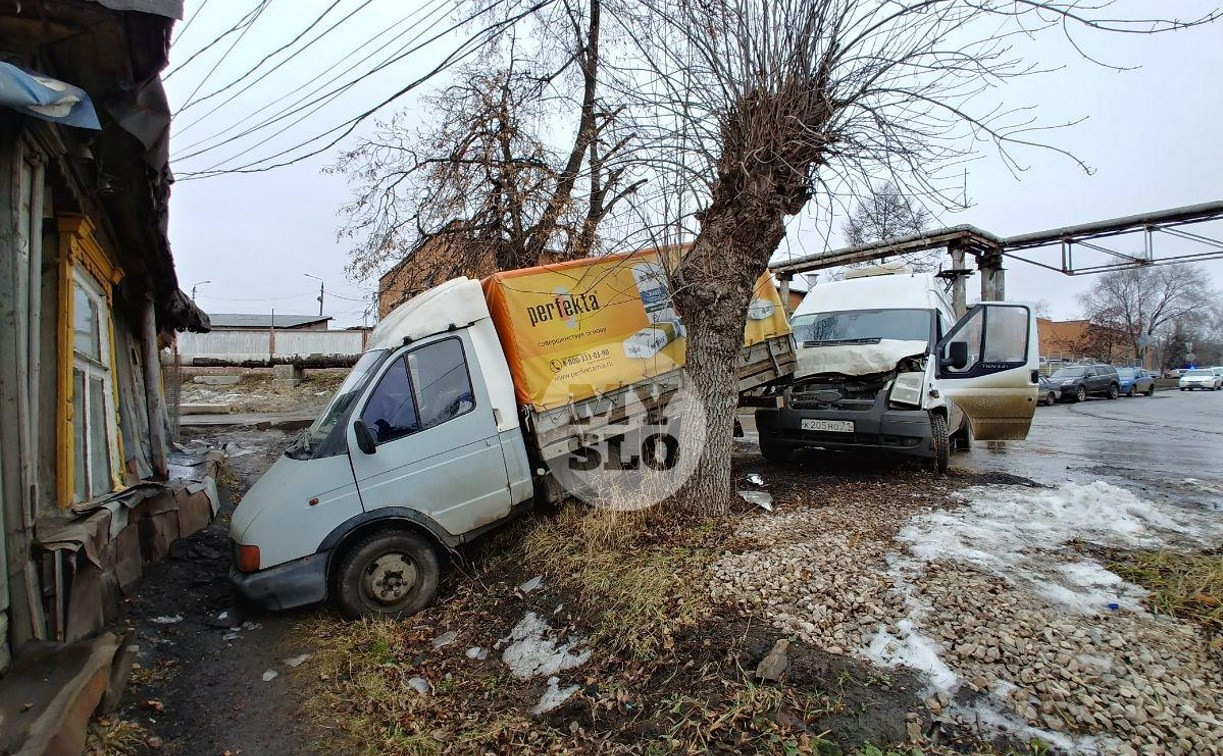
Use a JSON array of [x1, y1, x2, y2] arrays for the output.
[[738, 490, 773, 511], [1180, 477, 1223, 494], [223, 443, 255, 458], [465, 646, 488, 661], [283, 653, 310, 668], [222, 631, 240, 641], [745, 473, 765, 487], [899, 481, 1217, 614], [864, 618, 958, 693], [432, 630, 458, 648], [954, 699, 1120, 755], [406, 676, 431, 695], [500, 612, 591, 679], [151, 615, 182, 624], [990, 678, 1018, 701], [1037, 561, 1146, 615], [856, 480, 1223, 750], [262, 669, 278, 682], [519, 576, 544, 594], [531, 676, 581, 715], [241, 621, 262, 631]]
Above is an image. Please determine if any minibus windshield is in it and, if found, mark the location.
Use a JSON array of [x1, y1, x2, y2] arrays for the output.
[[791, 309, 933, 346]]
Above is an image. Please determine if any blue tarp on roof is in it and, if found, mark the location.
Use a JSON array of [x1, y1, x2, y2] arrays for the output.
[[0, 62, 100, 129]]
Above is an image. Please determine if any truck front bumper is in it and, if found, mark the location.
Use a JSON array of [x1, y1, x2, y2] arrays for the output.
[[755, 405, 934, 459], [229, 549, 329, 611]]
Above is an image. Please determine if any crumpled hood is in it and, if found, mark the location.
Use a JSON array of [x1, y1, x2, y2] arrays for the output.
[[796, 339, 929, 378]]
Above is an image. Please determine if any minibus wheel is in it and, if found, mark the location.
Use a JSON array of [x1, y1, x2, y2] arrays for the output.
[[335, 530, 440, 619], [929, 413, 949, 475]]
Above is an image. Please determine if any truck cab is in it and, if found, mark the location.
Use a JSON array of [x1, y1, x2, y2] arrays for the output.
[[229, 278, 533, 618], [755, 269, 1038, 472]]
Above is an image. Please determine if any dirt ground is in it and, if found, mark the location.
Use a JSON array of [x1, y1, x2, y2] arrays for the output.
[[103, 427, 317, 755]]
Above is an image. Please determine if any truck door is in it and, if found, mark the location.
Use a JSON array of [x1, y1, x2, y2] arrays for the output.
[[935, 303, 1039, 440], [347, 334, 513, 535]]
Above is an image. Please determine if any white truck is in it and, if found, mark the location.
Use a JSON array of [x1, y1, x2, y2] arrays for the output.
[[754, 269, 1039, 472], [229, 251, 795, 618]]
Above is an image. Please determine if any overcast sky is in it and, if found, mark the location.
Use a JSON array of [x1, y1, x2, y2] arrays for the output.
[[164, 1, 1223, 327]]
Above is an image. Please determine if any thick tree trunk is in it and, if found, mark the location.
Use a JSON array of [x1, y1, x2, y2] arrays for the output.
[[672, 187, 788, 515]]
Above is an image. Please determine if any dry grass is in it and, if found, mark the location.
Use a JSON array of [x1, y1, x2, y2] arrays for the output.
[[83, 717, 148, 755], [293, 493, 732, 753], [658, 679, 839, 753], [298, 615, 574, 754], [517, 500, 719, 661], [1111, 549, 1223, 637]]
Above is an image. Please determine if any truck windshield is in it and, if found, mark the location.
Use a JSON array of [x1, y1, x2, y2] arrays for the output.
[[289, 349, 390, 458], [791, 309, 933, 345]]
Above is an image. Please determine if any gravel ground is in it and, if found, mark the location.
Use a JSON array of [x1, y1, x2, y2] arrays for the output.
[[710, 463, 1223, 754]]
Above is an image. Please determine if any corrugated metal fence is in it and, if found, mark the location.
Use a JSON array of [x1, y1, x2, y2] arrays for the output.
[[176, 329, 367, 367]]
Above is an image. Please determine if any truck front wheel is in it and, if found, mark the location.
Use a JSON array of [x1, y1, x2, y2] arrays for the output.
[[929, 413, 950, 475], [334, 530, 440, 619]]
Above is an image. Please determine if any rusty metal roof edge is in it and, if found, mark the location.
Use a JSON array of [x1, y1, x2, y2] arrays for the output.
[[84, 0, 183, 20]]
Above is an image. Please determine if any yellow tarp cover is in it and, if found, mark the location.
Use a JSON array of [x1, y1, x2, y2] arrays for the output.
[[482, 248, 790, 410]]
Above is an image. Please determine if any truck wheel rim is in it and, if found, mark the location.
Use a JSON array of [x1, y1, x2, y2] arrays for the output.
[[363, 553, 418, 606]]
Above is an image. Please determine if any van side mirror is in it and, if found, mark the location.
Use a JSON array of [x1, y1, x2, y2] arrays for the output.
[[353, 420, 377, 455], [943, 341, 969, 370]]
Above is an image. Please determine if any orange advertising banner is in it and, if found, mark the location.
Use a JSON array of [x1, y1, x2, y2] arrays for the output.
[[482, 249, 790, 410]]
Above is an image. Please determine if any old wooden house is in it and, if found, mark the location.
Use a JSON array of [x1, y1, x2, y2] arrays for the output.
[[1, 0, 212, 701]]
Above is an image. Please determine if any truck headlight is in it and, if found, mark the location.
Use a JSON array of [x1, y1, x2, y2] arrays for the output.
[[890, 372, 925, 407]]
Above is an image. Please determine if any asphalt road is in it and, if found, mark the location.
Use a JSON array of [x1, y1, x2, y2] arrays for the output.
[[738, 387, 1223, 508], [958, 388, 1223, 509]]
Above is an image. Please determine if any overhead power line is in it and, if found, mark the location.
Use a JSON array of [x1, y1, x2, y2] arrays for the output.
[[176, 0, 359, 119], [176, 0, 555, 180], [174, 0, 457, 162], [165, 0, 270, 81], [174, 3, 428, 150], [173, 0, 211, 44], [176, 0, 275, 112]]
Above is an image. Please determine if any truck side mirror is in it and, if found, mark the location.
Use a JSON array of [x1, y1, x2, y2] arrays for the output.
[[943, 341, 969, 370], [353, 420, 377, 455]]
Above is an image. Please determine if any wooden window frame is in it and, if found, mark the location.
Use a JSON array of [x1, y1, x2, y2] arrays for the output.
[[56, 215, 125, 508]]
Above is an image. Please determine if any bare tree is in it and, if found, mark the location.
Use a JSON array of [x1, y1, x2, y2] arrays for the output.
[[607, 0, 1216, 513], [334, 0, 642, 283], [841, 180, 936, 270], [1080, 264, 1217, 364]]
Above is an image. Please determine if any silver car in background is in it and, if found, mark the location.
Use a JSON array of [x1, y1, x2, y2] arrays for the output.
[[1179, 369, 1222, 390]]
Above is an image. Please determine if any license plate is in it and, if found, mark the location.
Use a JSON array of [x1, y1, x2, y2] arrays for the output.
[[801, 419, 854, 433]]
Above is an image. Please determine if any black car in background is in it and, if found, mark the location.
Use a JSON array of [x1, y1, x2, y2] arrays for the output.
[[1049, 364, 1120, 402]]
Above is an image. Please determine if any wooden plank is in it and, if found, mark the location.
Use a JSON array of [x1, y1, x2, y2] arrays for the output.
[[141, 296, 169, 479]]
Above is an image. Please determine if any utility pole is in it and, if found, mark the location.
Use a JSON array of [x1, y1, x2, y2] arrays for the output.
[[304, 273, 325, 316]]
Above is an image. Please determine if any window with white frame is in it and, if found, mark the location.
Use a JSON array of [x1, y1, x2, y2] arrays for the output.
[[70, 270, 118, 502]]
